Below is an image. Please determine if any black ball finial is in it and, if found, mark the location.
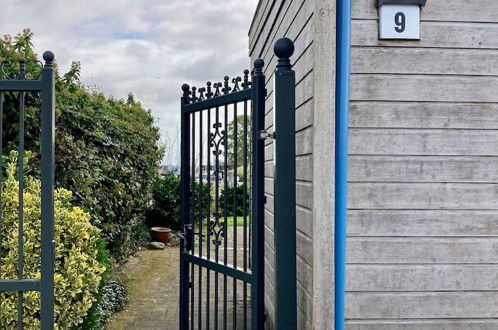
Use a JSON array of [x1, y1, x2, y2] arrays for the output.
[[254, 58, 264, 70], [18, 57, 26, 64], [181, 84, 190, 92], [274, 38, 294, 59], [43, 51, 55, 63]]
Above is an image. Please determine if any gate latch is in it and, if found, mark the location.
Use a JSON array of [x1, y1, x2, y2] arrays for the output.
[[178, 224, 194, 251], [259, 130, 275, 140]]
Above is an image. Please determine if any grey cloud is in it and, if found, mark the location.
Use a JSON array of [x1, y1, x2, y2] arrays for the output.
[[0, 0, 258, 165]]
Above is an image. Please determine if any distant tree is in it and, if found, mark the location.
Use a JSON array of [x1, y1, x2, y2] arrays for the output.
[[226, 114, 251, 167]]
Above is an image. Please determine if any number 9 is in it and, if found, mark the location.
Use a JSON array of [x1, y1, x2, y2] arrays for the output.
[[395, 12, 406, 33]]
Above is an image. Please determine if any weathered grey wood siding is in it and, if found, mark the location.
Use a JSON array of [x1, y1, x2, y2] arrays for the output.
[[348, 0, 498, 328], [249, 0, 315, 328], [250, 0, 498, 329]]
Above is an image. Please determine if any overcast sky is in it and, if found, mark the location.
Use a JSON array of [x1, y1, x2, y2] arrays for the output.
[[0, 0, 259, 165]]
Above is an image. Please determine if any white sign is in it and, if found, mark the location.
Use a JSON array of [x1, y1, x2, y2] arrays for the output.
[[379, 4, 420, 40]]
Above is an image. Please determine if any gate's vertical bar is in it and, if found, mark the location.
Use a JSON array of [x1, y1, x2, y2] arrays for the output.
[[206, 102, 212, 330], [242, 96, 248, 330], [180, 84, 191, 330], [250, 58, 265, 330], [335, 0, 351, 328], [17, 58, 26, 330], [232, 102, 238, 330], [190, 110, 196, 330], [40, 51, 55, 330], [223, 100, 228, 330], [198, 109, 203, 330], [273, 38, 296, 330]]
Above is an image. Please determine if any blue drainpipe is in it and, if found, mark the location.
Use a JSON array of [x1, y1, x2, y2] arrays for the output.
[[335, 0, 351, 329]]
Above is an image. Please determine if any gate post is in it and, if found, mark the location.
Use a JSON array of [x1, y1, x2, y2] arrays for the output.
[[273, 38, 296, 330], [251, 58, 266, 330], [180, 84, 191, 330], [40, 51, 55, 330]]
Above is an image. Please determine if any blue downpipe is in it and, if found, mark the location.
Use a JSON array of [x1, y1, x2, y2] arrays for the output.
[[335, 0, 351, 329]]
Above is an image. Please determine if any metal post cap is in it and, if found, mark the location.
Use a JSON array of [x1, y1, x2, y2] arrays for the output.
[[43, 51, 55, 62], [273, 38, 294, 59]]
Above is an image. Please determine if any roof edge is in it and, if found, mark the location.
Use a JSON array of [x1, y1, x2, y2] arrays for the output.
[[378, 0, 427, 7]]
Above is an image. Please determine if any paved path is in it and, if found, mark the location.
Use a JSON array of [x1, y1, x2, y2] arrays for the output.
[[108, 248, 180, 330], [108, 228, 250, 330]]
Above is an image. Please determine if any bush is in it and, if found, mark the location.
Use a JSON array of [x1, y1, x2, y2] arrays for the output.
[[146, 174, 210, 230], [219, 185, 249, 216], [0, 152, 105, 329], [76, 280, 127, 330], [0, 30, 163, 262]]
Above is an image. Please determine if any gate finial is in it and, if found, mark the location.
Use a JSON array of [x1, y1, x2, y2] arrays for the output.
[[206, 81, 213, 99], [43, 51, 55, 67], [274, 38, 294, 70], [222, 76, 231, 95], [181, 84, 190, 104], [253, 59, 264, 75]]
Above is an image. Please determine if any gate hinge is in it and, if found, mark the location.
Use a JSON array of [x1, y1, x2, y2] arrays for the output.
[[264, 196, 267, 204], [259, 130, 275, 140], [264, 89, 267, 98]]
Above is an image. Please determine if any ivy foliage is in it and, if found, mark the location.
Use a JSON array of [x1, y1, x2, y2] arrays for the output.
[[0, 152, 105, 329], [0, 30, 164, 261]]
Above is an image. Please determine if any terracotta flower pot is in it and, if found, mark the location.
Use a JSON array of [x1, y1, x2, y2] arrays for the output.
[[151, 227, 171, 244]]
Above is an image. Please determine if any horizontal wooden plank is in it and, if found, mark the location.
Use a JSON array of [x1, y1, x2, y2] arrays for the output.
[[350, 102, 498, 129], [346, 319, 498, 330], [265, 154, 312, 181], [350, 183, 498, 210], [352, 0, 498, 23], [346, 292, 498, 319], [347, 237, 498, 263], [348, 210, 498, 236], [297, 205, 313, 237], [350, 129, 498, 156], [352, 20, 498, 49], [296, 127, 313, 155], [347, 264, 498, 291], [296, 155, 313, 182], [297, 230, 313, 263], [297, 181, 313, 209], [351, 75, 498, 102], [351, 47, 498, 76], [349, 156, 498, 183]]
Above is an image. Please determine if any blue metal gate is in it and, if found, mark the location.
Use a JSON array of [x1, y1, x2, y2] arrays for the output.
[[179, 59, 266, 330], [0, 52, 56, 329]]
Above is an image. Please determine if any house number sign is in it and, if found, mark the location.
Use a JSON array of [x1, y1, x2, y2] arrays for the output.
[[378, 0, 427, 40]]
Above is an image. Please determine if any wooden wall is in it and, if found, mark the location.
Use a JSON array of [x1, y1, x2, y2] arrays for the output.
[[249, 0, 315, 328], [250, 0, 498, 328], [348, 0, 498, 328]]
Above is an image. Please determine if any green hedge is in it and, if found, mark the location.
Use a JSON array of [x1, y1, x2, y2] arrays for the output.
[[0, 29, 163, 262], [146, 174, 210, 230]]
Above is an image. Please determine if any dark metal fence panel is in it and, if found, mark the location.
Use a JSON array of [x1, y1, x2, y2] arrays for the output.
[[179, 60, 265, 330], [0, 51, 55, 330]]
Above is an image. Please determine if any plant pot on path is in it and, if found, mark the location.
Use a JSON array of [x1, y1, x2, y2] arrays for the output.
[[151, 227, 171, 244]]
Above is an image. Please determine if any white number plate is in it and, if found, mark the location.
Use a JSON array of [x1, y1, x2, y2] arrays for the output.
[[379, 4, 420, 40]]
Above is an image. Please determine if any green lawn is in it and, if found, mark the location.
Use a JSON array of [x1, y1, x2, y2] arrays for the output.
[[194, 216, 247, 230], [226, 216, 246, 226]]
